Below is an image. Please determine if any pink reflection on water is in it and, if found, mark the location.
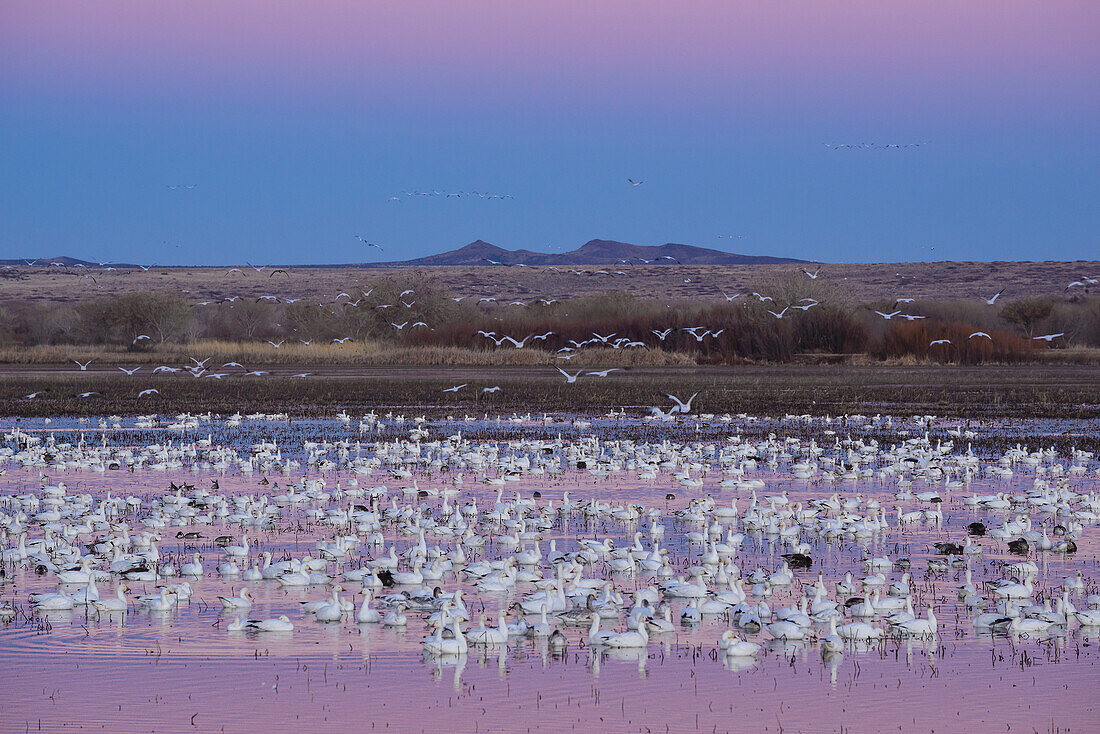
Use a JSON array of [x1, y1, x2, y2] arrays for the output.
[[1, 432, 1098, 732]]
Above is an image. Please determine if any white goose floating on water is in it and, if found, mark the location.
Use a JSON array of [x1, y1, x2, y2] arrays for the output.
[[0, 408, 1097, 694]]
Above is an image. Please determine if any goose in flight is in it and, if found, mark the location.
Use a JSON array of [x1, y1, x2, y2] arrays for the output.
[[557, 368, 583, 384], [246, 263, 266, 273], [801, 267, 822, 279], [721, 292, 741, 302], [968, 332, 992, 340], [627, 179, 644, 186], [587, 369, 619, 378], [73, 360, 93, 371], [752, 293, 773, 302], [118, 367, 141, 375], [138, 388, 159, 397], [399, 289, 414, 297], [24, 392, 42, 399], [190, 357, 211, 367], [482, 386, 502, 393], [153, 366, 180, 373], [333, 337, 352, 343], [478, 297, 497, 303], [666, 392, 699, 414], [929, 339, 952, 346], [133, 335, 152, 343], [225, 268, 243, 277], [1032, 332, 1064, 342], [651, 329, 673, 341], [874, 310, 902, 320], [500, 335, 530, 348], [984, 288, 1006, 305], [683, 327, 709, 342], [244, 371, 269, 376], [443, 384, 467, 393], [766, 307, 789, 319], [648, 406, 675, 421], [899, 314, 927, 320], [266, 340, 284, 348], [223, 362, 245, 368], [77, 391, 98, 398], [391, 321, 409, 330], [291, 372, 312, 378]]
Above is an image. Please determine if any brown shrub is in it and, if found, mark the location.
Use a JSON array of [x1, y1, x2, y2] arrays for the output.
[[873, 321, 1036, 364]]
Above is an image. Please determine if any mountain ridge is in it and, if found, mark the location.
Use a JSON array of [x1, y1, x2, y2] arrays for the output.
[[0, 240, 808, 268], [374, 239, 809, 267]]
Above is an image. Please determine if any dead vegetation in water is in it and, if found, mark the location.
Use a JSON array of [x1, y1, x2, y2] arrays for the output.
[[2, 364, 1097, 421]]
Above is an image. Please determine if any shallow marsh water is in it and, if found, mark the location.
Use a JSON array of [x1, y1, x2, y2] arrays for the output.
[[1, 413, 1098, 733]]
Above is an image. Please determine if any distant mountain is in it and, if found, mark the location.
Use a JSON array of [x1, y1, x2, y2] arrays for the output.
[[377, 239, 808, 267], [0, 255, 141, 268], [2, 240, 806, 269], [1, 255, 93, 267]]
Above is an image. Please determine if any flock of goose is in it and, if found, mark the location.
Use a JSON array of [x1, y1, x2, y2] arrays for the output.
[[2, 411, 1099, 671]]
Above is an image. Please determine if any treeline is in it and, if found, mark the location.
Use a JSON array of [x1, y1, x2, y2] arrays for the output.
[[1, 275, 1097, 364]]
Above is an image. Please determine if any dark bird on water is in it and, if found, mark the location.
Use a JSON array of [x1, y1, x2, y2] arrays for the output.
[[782, 553, 813, 569]]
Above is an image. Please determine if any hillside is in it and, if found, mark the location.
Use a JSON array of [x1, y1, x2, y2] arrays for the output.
[[1, 240, 804, 270], [382, 239, 807, 267]]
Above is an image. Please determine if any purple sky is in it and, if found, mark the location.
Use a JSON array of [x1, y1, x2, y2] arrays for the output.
[[1, 1, 1097, 264]]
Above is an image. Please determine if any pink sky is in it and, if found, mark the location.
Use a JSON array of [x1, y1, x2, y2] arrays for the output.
[[1, 0, 1097, 263], [3, 0, 1096, 114]]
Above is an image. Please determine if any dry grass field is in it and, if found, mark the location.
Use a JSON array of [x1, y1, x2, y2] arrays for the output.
[[3, 260, 1097, 306]]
